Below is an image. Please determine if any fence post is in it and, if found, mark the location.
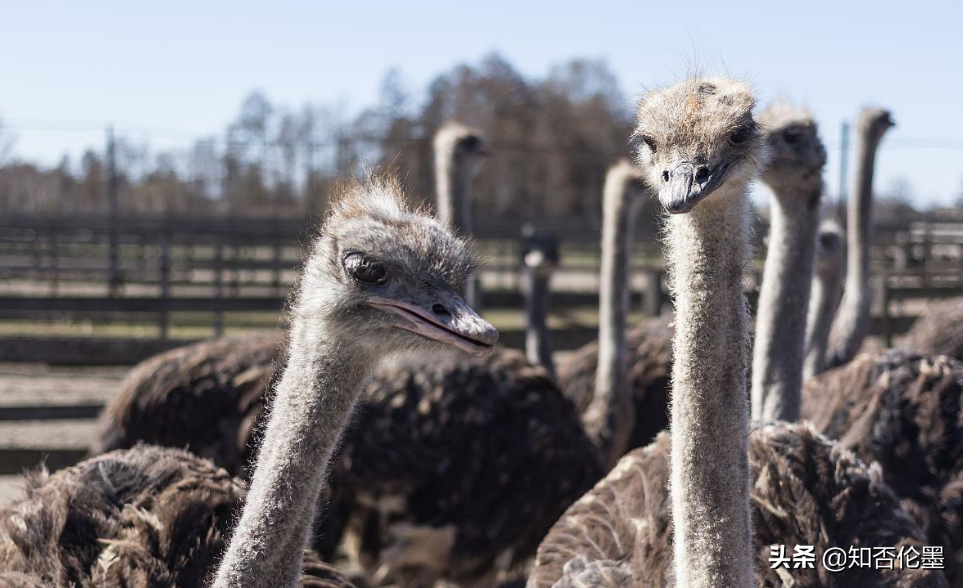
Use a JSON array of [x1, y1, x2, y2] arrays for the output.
[[232, 243, 241, 296], [272, 233, 282, 296], [50, 230, 59, 297], [214, 241, 224, 337], [31, 228, 42, 275], [106, 126, 121, 297], [159, 229, 171, 340], [871, 274, 891, 346]]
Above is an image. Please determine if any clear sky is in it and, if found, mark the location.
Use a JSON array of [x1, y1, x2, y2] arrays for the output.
[[3, 0, 962, 205]]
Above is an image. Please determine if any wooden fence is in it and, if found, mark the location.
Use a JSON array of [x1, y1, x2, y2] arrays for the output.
[[2, 214, 963, 362]]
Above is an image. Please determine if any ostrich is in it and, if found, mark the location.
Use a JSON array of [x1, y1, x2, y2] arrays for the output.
[[556, 162, 674, 457], [520, 224, 560, 377], [210, 177, 499, 588], [528, 77, 943, 588], [750, 102, 827, 422], [434, 121, 488, 308], [2, 178, 497, 588], [825, 108, 895, 368], [803, 220, 845, 380], [0, 446, 354, 588]]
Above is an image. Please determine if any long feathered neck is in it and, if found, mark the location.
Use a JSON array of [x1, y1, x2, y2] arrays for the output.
[[750, 182, 820, 422], [525, 267, 556, 378], [827, 125, 884, 367], [434, 147, 479, 307], [666, 186, 754, 588], [213, 276, 371, 588], [803, 249, 844, 380], [434, 146, 463, 230], [584, 170, 638, 469]]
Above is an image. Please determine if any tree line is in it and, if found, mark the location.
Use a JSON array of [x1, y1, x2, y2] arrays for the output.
[[0, 54, 638, 223]]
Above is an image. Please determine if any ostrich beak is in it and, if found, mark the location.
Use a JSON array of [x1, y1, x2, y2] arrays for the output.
[[368, 294, 498, 356], [659, 161, 731, 214]]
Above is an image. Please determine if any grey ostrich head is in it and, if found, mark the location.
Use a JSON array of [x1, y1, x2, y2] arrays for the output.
[[521, 224, 560, 280], [300, 177, 498, 357], [633, 78, 767, 214], [757, 102, 827, 199], [858, 107, 896, 145], [815, 220, 844, 278], [433, 121, 489, 182]]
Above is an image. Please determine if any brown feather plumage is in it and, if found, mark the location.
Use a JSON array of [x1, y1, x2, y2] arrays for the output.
[[529, 423, 946, 588], [0, 445, 352, 588], [803, 349, 963, 585]]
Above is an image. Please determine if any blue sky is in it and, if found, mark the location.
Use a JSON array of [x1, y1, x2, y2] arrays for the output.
[[2, 0, 962, 205]]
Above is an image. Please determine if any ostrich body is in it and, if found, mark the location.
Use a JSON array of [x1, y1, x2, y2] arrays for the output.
[[803, 220, 845, 380], [529, 78, 942, 588], [0, 445, 353, 588], [213, 178, 498, 588], [803, 350, 963, 585], [94, 333, 281, 475], [825, 108, 895, 368], [751, 103, 827, 423], [528, 423, 943, 588]]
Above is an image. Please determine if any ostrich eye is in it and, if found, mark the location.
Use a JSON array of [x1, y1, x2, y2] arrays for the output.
[[641, 135, 657, 153], [729, 128, 752, 145], [343, 253, 388, 285], [783, 129, 802, 145]]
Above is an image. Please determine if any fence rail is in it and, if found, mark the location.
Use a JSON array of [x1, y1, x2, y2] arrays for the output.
[[2, 214, 963, 361]]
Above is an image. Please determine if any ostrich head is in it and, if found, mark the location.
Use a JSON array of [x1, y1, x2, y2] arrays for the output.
[[633, 78, 767, 214], [433, 121, 489, 181], [300, 177, 498, 358], [858, 107, 896, 145], [521, 223, 560, 280], [815, 220, 844, 279], [757, 103, 827, 200]]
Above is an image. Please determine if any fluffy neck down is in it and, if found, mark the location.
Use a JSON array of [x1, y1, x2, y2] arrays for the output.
[[750, 183, 820, 422], [584, 169, 639, 468], [666, 185, 754, 588], [213, 287, 372, 588], [827, 124, 884, 367]]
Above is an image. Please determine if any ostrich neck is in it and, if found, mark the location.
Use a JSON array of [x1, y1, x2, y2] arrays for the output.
[[434, 155, 473, 233], [435, 155, 479, 307], [667, 189, 753, 588], [750, 184, 820, 422], [525, 269, 556, 378], [828, 130, 881, 367], [584, 178, 638, 469], [213, 309, 369, 588], [804, 260, 843, 380]]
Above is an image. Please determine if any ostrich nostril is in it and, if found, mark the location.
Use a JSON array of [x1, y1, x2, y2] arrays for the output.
[[662, 171, 670, 183], [432, 304, 451, 318], [695, 166, 709, 183]]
